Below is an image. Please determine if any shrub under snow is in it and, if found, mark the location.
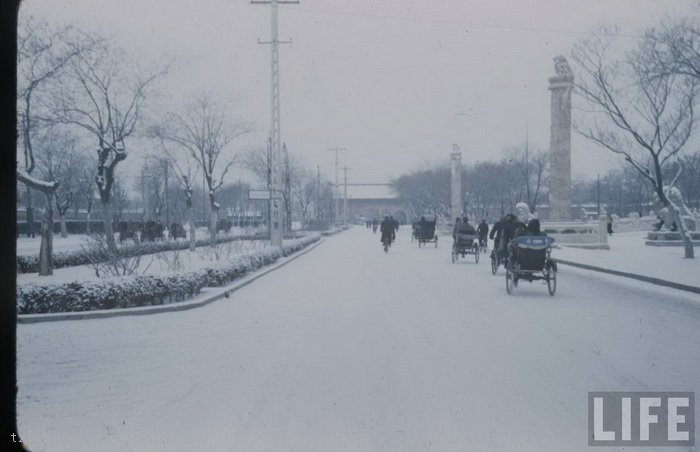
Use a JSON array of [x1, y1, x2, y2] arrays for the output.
[[16, 232, 268, 274], [17, 233, 321, 314]]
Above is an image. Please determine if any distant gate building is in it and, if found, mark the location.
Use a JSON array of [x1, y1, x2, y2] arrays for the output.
[[346, 183, 409, 224]]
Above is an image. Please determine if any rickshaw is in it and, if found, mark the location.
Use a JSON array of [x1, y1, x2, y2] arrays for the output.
[[505, 235, 557, 295], [451, 233, 480, 263], [416, 217, 438, 248]]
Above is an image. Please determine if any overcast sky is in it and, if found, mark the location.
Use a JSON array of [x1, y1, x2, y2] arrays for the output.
[[20, 0, 699, 185]]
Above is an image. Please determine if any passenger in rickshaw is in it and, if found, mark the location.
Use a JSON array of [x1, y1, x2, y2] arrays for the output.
[[453, 216, 476, 246], [510, 218, 546, 263], [462, 216, 476, 234], [515, 218, 545, 238]]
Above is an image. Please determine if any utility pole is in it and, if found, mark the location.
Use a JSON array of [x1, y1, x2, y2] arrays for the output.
[[252, 0, 298, 247], [266, 136, 272, 238], [597, 173, 601, 216], [283, 143, 291, 231], [342, 166, 350, 225], [525, 121, 530, 209], [327, 147, 345, 225], [202, 169, 207, 225], [163, 159, 170, 227], [141, 164, 149, 220], [316, 165, 320, 221]]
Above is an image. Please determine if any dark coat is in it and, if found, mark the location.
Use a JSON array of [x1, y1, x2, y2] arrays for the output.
[[380, 219, 393, 234], [477, 222, 489, 236], [489, 219, 505, 241], [456, 222, 476, 235], [502, 220, 526, 244]]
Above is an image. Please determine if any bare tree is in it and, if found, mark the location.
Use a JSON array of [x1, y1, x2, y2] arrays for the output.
[[292, 168, 316, 225], [242, 145, 271, 187], [112, 176, 130, 225], [150, 95, 250, 252], [505, 145, 548, 213], [16, 17, 86, 274], [32, 129, 83, 239], [573, 25, 697, 258], [154, 138, 200, 251], [50, 36, 165, 252], [644, 17, 700, 81], [76, 165, 96, 233], [392, 164, 451, 220]]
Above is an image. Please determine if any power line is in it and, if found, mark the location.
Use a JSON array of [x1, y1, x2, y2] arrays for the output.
[[279, 5, 640, 39]]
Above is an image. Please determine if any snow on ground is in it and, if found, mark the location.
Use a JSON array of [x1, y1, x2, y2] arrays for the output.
[[16, 227, 265, 256], [17, 227, 700, 451], [16, 234, 92, 255], [17, 239, 270, 285], [555, 230, 700, 287]]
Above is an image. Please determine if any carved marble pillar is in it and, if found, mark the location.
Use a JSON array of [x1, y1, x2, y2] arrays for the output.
[[450, 151, 462, 220], [548, 55, 574, 221]]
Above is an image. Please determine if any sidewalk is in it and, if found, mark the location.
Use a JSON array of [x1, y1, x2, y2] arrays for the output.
[[553, 231, 700, 293]]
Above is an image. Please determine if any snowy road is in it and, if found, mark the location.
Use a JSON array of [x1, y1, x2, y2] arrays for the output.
[[17, 227, 700, 451]]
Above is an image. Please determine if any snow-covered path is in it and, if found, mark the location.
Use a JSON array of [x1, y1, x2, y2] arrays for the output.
[[17, 227, 700, 451]]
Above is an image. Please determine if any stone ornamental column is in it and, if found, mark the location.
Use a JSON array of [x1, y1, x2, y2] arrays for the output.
[[450, 150, 462, 220], [548, 55, 574, 221]]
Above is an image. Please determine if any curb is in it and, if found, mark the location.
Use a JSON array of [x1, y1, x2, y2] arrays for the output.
[[18, 239, 325, 324], [556, 259, 700, 295], [321, 226, 351, 237]]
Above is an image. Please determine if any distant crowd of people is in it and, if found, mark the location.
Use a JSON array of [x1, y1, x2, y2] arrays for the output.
[[367, 212, 548, 259]]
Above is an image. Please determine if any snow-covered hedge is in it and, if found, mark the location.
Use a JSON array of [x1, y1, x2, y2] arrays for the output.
[[16, 232, 267, 274], [17, 233, 321, 314], [320, 225, 351, 236]]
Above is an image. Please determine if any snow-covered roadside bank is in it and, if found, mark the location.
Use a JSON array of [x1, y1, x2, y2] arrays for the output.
[[17, 234, 321, 315], [18, 239, 270, 284], [16, 231, 271, 274], [17, 238, 324, 323], [320, 224, 352, 236], [554, 231, 700, 289]]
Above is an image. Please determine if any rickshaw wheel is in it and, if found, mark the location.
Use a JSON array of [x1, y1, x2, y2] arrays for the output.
[[506, 269, 514, 294], [473, 244, 480, 264], [547, 266, 557, 296]]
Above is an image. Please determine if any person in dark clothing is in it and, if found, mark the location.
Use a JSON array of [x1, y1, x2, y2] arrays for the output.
[[389, 216, 399, 241], [502, 214, 526, 243], [460, 216, 476, 234], [511, 218, 546, 263], [515, 218, 546, 237], [477, 219, 489, 249], [389, 215, 398, 242], [453, 216, 476, 247], [499, 213, 526, 258], [489, 215, 506, 257], [451, 217, 462, 239], [606, 214, 614, 236], [380, 216, 393, 245]]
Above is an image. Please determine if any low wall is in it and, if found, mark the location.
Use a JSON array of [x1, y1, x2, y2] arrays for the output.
[[542, 218, 609, 249], [612, 216, 658, 233]]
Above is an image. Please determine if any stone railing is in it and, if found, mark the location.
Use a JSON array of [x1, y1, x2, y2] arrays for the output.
[[609, 216, 658, 233], [542, 216, 609, 249]]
